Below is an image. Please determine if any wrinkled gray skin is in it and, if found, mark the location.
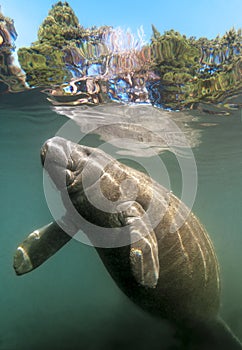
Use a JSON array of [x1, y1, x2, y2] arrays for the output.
[[14, 137, 242, 349]]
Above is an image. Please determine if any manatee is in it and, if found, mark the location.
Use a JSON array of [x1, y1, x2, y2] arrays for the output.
[[13, 136, 242, 349]]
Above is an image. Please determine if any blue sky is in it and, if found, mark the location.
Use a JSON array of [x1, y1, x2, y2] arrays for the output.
[[1, 0, 242, 51]]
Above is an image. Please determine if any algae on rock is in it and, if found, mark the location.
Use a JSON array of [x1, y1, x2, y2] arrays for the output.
[[18, 2, 83, 87]]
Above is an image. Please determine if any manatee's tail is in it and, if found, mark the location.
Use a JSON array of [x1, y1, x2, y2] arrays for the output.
[[179, 317, 242, 350], [13, 221, 72, 275]]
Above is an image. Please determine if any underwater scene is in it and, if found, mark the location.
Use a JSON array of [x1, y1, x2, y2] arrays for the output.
[[1, 1, 242, 349]]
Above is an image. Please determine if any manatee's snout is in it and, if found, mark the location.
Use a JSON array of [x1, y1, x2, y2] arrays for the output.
[[41, 137, 76, 189], [41, 137, 93, 190], [41, 136, 71, 167]]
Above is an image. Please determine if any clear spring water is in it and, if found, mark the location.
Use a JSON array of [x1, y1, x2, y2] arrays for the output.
[[1, 90, 242, 349]]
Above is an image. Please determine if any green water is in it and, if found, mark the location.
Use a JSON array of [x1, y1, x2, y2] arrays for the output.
[[1, 90, 242, 349]]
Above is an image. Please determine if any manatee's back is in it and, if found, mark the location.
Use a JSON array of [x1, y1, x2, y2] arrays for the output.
[[76, 153, 241, 348], [153, 193, 220, 322], [96, 160, 220, 322]]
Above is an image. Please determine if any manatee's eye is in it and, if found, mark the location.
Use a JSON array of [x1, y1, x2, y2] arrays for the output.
[[84, 148, 92, 156]]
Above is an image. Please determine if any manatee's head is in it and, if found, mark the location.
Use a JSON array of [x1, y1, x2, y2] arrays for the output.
[[41, 137, 93, 191], [41, 136, 113, 194]]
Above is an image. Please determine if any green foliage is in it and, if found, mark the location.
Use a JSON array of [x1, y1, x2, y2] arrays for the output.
[[17, 1, 112, 87], [18, 2, 81, 86], [18, 45, 71, 87], [37, 2, 84, 45], [14, 1, 242, 108], [150, 26, 242, 109], [151, 28, 200, 80]]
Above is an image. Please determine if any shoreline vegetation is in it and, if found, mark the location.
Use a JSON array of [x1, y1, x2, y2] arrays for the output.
[[1, 1, 242, 110]]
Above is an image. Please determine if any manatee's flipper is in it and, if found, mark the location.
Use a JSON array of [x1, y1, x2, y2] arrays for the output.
[[119, 202, 160, 288], [13, 221, 72, 275], [130, 228, 159, 288]]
